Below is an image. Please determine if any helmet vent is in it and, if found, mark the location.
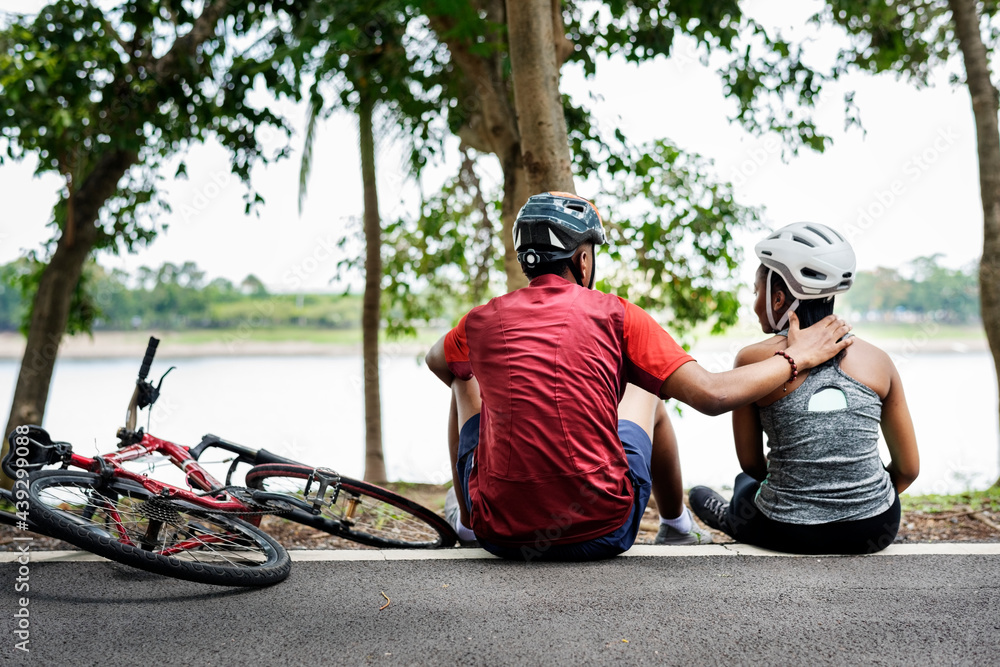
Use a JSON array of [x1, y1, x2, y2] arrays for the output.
[[801, 267, 827, 280], [566, 203, 586, 213], [805, 225, 833, 243], [755, 222, 855, 300]]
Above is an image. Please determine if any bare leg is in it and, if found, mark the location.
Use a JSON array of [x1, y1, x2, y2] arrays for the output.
[[649, 400, 684, 519], [618, 384, 684, 520], [448, 376, 481, 527]]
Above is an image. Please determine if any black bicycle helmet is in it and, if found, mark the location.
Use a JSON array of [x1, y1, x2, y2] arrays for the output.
[[513, 191, 607, 269]]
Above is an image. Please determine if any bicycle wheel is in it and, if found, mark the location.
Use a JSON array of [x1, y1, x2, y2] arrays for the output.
[[0, 486, 17, 527], [27, 470, 290, 587], [245, 463, 457, 549]]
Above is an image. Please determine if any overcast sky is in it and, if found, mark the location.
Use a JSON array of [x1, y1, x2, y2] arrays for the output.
[[0, 1, 986, 294]]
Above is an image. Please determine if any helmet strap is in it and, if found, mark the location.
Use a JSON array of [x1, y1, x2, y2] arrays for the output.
[[775, 298, 800, 331], [765, 268, 800, 332]]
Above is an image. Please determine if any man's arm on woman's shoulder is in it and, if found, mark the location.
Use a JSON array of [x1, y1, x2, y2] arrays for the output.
[[661, 313, 853, 415]]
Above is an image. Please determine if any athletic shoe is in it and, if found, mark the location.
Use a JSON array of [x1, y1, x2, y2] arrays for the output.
[[444, 486, 479, 547], [688, 486, 730, 533], [654, 507, 714, 545]]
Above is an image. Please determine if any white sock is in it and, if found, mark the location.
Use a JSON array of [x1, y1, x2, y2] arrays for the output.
[[455, 522, 477, 542], [659, 507, 693, 534]]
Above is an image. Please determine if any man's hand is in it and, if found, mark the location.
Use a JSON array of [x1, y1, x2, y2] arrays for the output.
[[662, 311, 853, 415], [784, 311, 853, 370]]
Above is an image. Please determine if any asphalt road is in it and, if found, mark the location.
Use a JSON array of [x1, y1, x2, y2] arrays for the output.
[[3, 549, 998, 666]]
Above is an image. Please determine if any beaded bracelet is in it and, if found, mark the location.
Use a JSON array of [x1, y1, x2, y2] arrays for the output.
[[774, 349, 798, 390]]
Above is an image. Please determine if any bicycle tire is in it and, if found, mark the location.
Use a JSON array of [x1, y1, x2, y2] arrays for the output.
[[0, 486, 17, 527], [27, 470, 290, 587], [245, 463, 457, 549], [0, 485, 49, 535]]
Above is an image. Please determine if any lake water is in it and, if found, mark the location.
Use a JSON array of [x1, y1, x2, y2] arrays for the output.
[[1, 346, 997, 496]]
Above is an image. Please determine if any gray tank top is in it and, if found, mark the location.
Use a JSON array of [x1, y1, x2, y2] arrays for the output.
[[755, 343, 895, 524]]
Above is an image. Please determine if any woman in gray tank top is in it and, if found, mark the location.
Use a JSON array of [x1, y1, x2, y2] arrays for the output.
[[689, 223, 920, 554]]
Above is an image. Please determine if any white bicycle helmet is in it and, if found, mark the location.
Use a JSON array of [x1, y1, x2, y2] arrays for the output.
[[754, 222, 856, 331]]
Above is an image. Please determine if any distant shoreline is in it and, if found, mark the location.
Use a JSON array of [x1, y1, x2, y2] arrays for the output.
[[0, 331, 386, 360], [0, 328, 989, 360]]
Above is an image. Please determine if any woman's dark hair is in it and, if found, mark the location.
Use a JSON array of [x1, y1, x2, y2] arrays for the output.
[[757, 264, 835, 329]]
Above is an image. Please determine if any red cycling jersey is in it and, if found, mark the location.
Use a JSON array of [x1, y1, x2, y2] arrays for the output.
[[444, 274, 693, 546]]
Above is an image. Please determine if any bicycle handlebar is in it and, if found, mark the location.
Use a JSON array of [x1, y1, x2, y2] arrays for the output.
[[122, 336, 163, 437], [138, 336, 159, 381], [189, 434, 300, 467]]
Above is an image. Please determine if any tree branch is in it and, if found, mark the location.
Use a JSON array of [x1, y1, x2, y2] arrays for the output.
[[152, 0, 231, 79], [102, 19, 134, 59], [551, 0, 573, 68], [426, 7, 520, 156]]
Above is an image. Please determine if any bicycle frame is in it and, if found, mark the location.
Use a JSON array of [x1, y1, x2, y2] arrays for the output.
[[50, 433, 262, 525], [5, 336, 453, 551]]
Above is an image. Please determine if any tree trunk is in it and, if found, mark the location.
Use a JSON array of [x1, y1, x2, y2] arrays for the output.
[[949, 0, 1000, 488], [358, 87, 387, 484], [505, 0, 575, 194], [500, 147, 531, 291], [2, 149, 135, 489], [427, 3, 531, 292]]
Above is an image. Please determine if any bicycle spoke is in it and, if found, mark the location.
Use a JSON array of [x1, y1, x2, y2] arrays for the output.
[[35, 482, 270, 565], [257, 476, 443, 544]]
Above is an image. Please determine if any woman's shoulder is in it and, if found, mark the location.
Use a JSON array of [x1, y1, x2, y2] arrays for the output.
[[838, 336, 897, 398], [841, 336, 893, 366], [734, 336, 786, 368]]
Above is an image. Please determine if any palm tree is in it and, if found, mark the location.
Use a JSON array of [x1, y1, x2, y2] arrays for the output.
[[292, 2, 440, 483]]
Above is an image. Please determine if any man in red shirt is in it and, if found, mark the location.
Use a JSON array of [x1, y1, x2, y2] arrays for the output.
[[426, 192, 852, 560]]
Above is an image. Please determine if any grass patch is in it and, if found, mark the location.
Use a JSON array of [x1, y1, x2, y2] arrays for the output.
[[685, 320, 985, 345], [129, 327, 444, 348], [902, 486, 1000, 514], [851, 323, 986, 341], [167, 327, 363, 346]]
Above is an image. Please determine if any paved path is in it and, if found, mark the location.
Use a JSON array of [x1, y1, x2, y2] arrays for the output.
[[3, 545, 998, 665]]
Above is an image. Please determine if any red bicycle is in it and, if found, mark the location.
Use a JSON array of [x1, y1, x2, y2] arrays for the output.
[[4, 337, 456, 587]]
